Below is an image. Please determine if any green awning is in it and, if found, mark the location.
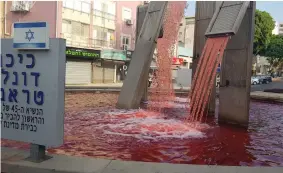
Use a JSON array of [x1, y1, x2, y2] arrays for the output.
[[101, 49, 126, 61]]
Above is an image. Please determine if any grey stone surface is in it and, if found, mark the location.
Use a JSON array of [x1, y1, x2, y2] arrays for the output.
[[219, 2, 256, 126], [1, 147, 111, 173], [2, 147, 283, 173], [193, 2, 217, 114], [250, 91, 283, 103]]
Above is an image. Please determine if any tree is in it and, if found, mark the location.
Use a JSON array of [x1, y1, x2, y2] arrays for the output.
[[265, 35, 283, 72], [253, 10, 275, 55]]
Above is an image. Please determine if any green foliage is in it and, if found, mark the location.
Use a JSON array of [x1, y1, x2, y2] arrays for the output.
[[265, 35, 283, 59], [265, 35, 283, 70], [253, 10, 275, 55]]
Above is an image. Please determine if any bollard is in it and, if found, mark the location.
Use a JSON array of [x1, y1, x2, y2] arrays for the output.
[[25, 144, 52, 163]]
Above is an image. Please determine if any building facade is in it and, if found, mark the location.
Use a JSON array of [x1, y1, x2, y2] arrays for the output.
[[2, 1, 58, 38], [272, 21, 279, 35], [115, 1, 141, 51], [279, 22, 283, 35], [61, 0, 119, 84], [177, 16, 195, 69], [2, 1, 141, 85]]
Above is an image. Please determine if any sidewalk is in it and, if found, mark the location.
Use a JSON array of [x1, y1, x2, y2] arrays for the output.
[[250, 91, 283, 103], [66, 83, 191, 91], [2, 147, 283, 173]]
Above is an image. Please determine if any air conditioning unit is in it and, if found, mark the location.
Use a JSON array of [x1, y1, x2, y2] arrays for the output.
[[125, 19, 133, 26], [11, 2, 31, 12]]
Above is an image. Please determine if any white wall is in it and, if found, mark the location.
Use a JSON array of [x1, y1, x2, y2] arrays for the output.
[[272, 21, 279, 35]]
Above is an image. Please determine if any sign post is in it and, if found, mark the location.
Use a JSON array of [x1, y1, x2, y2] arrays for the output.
[[1, 22, 66, 163]]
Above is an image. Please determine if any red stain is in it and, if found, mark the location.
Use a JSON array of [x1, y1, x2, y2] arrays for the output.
[[2, 101, 283, 166]]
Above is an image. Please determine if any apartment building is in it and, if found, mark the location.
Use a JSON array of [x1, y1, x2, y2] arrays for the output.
[[2, 1, 58, 38], [272, 21, 279, 35], [2, 1, 140, 84], [177, 16, 195, 68]]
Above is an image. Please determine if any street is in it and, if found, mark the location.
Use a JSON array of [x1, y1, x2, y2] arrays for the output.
[[251, 78, 283, 92]]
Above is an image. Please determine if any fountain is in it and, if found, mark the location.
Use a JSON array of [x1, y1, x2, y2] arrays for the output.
[[2, 1, 283, 168], [117, 1, 255, 127]]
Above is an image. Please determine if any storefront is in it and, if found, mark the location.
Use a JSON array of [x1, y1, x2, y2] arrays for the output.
[[65, 47, 100, 85], [99, 49, 127, 83]]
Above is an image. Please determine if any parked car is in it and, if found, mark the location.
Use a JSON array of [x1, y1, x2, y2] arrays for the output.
[[255, 75, 269, 84], [264, 75, 272, 83], [251, 76, 260, 85], [257, 75, 272, 84]]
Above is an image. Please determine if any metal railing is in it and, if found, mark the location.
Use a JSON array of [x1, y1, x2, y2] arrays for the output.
[[61, 33, 115, 49]]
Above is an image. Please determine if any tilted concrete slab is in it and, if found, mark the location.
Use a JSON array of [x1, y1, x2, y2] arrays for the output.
[[116, 1, 168, 109], [205, 1, 250, 37], [193, 1, 221, 114], [218, 2, 255, 127], [2, 147, 283, 173]]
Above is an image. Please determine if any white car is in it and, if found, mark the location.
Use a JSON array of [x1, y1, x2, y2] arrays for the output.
[[251, 77, 259, 85]]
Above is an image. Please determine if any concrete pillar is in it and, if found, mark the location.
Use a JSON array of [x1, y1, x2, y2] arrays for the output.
[[218, 2, 255, 127], [136, 4, 149, 103], [193, 1, 219, 115], [116, 2, 167, 109]]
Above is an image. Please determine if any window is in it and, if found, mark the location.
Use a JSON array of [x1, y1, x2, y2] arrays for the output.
[[93, 30, 97, 39], [63, 0, 73, 9], [122, 7, 132, 21], [82, 2, 90, 13], [62, 20, 72, 34], [74, 1, 82, 11], [81, 23, 89, 37], [102, 3, 108, 12], [121, 35, 131, 50]]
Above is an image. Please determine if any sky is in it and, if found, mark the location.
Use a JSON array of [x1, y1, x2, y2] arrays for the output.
[[185, 1, 283, 23]]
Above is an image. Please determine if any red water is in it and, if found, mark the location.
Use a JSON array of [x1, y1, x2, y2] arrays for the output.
[[189, 37, 229, 122], [148, 1, 186, 112], [2, 99, 283, 166]]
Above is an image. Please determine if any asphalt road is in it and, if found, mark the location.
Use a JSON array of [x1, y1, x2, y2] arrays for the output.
[[250, 78, 283, 92]]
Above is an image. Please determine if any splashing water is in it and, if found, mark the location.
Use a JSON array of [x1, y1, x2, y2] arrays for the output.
[[189, 36, 229, 122], [148, 1, 187, 113]]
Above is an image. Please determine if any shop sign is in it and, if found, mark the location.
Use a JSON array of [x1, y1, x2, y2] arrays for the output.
[[101, 49, 126, 61], [172, 57, 184, 65], [1, 38, 65, 147], [66, 47, 100, 59]]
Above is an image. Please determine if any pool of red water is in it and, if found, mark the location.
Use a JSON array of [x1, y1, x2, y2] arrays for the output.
[[2, 99, 283, 166]]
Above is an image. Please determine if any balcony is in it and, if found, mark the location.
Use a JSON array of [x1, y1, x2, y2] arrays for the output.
[[93, 9, 116, 30], [61, 33, 115, 49], [90, 38, 115, 49]]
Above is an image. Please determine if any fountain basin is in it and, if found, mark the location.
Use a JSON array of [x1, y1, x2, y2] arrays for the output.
[[2, 93, 283, 166]]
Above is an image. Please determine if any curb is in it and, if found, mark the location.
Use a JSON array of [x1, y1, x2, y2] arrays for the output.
[[65, 87, 283, 104], [2, 147, 283, 173]]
